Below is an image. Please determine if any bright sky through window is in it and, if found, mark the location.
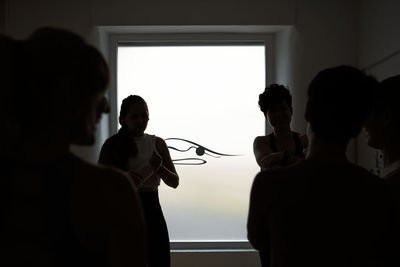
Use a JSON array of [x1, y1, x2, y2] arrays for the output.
[[118, 45, 265, 241]]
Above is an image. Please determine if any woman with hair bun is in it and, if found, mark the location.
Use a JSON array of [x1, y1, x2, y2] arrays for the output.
[[0, 28, 147, 266], [253, 84, 308, 170], [99, 95, 179, 267]]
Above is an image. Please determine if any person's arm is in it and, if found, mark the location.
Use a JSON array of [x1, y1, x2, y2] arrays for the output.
[[247, 173, 270, 251], [71, 163, 147, 267], [150, 137, 179, 188], [253, 136, 285, 170]]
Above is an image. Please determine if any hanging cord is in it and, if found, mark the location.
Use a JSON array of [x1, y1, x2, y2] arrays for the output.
[[361, 48, 400, 71]]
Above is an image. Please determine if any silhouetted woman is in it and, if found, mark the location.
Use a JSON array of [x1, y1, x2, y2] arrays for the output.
[[0, 28, 147, 266], [253, 84, 308, 170], [99, 95, 179, 267]]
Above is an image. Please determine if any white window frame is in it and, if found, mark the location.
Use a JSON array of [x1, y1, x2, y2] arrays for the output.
[[98, 26, 276, 250]]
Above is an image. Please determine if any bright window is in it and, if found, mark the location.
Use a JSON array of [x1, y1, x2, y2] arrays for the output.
[[117, 45, 266, 242]]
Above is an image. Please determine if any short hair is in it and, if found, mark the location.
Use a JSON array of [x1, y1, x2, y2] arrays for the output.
[[258, 84, 292, 113], [305, 65, 378, 143], [14, 27, 109, 141]]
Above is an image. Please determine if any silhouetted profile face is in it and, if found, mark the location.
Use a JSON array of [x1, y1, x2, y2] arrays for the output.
[[265, 100, 292, 129], [17, 27, 111, 147], [364, 110, 385, 149], [76, 92, 110, 145], [121, 102, 149, 137], [363, 74, 400, 150]]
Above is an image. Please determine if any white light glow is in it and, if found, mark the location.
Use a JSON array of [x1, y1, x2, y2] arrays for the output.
[[118, 45, 265, 241]]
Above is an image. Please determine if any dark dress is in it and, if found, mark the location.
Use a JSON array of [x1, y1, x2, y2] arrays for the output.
[[0, 154, 108, 266], [99, 131, 171, 267]]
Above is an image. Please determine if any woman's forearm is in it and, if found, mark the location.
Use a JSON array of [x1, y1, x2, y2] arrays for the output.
[[158, 165, 179, 188]]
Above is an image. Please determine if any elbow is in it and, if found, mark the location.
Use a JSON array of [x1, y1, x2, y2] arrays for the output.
[[165, 176, 179, 189], [247, 233, 261, 250], [171, 179, 179, 189]]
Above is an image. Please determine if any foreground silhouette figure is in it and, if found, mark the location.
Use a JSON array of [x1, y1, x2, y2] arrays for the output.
[[365, 75, 400, 180], [254, 84, 308, 170], [0, 28, 147, 266], [248, 66, 392, 267], [99, 95, 179, 267], [364, 74, 400, 265]]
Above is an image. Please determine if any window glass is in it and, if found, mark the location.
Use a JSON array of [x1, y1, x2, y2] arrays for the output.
[[118, 45, 265, 241]]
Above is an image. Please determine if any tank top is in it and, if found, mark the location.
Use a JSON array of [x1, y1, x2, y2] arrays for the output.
[[0, 153, 108, 266], [269, 132, 305, 158], [128, 134, 161, 191]]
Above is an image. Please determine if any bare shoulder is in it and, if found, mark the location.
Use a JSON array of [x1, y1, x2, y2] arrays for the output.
[[255, 162, 304, 185], [155, 136, 167, 146], [254, 135, 269, 145], [155, 136, 169, 153], [253, 135, 271, 151], [75, 156, 126, 181], [68, 155, 148, 264], [70, 157, 139, 222]]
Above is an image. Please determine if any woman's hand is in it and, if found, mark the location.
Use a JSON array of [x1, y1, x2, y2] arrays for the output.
[[149, 152, 163, 173]]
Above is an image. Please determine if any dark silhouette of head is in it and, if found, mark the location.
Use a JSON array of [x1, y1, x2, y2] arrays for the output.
[[258, 84, 293, 113], [119, 95, 148, 128], [365, 75, 400, 149], [116, 95, 148, 160], [375, 75, 400, 129], [305, 65, 377, 144], [12, 27, 110, 146]]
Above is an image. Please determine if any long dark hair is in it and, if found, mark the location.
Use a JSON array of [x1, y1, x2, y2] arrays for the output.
[[305, 65, 377, 143], [116, 95, 148, 162]]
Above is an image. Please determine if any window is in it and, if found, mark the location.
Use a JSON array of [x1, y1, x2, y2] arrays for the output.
[[104, 29, 274, 247]]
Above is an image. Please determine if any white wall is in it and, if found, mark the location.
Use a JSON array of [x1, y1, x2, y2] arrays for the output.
[[356, 0, 400, 172], [3, 0, 360, 163]]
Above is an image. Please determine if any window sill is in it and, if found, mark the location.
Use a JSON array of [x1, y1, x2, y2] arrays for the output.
[[171, 241, 256, 252]]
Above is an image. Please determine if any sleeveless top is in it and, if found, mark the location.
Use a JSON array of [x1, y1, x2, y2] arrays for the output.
[[0, 154, 108, 266], [269, 132, 305, 158], [128, 134, 161, 191]]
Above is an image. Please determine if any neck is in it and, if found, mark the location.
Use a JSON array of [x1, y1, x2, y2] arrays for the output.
[[306, 135, 348, 164], [131, 132, 145, 138], [273, 126, 292, 137]]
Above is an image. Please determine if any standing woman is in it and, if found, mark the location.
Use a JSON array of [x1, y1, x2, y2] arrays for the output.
[[99, 95, 179, 267], [253, 84, 308, 170]]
